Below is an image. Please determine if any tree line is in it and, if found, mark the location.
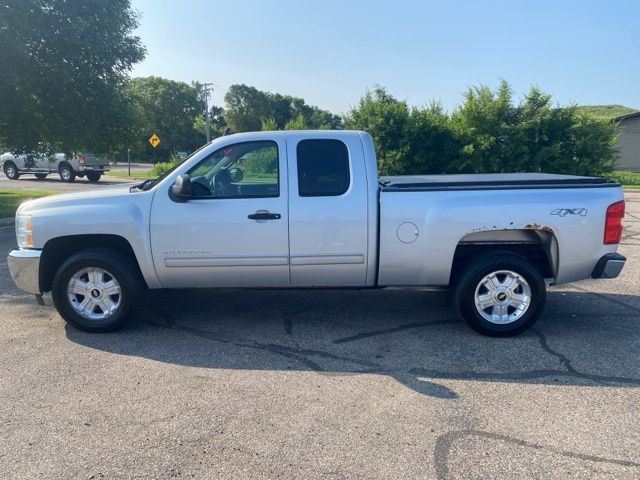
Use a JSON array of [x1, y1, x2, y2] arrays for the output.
[[0, 0, 618, 175]]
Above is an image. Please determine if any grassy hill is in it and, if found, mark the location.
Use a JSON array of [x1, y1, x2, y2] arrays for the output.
[[576, 104, 638, 121]]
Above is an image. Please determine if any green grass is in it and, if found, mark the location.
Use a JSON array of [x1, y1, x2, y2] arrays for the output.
[[610, 170, 640, 187], [576, 105, 638, 121], [104, 169, 153, 180], [0, 188, 58, 218]]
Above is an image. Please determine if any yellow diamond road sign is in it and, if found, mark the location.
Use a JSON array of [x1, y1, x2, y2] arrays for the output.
[[148, 133, 160, 148]]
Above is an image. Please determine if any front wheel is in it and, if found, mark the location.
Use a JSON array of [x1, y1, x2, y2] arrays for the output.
[[51, 248, 143, 332], [3, 162, 20, 180], [86, 172, 102, 183], [453, 253, 546, 336]]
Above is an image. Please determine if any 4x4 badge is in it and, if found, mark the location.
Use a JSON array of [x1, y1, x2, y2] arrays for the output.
[[551, 208, 588, 217]]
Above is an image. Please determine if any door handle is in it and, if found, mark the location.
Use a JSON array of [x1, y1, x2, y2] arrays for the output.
[[248, 211, 281, 220]]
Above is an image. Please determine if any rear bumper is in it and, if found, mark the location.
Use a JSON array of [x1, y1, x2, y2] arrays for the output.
[[78, 165, 110, 172], [7, 249, 42, 294], [591, 253, 626, 279]]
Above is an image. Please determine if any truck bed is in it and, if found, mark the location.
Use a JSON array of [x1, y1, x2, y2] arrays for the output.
[[379, 173, 620, 191]]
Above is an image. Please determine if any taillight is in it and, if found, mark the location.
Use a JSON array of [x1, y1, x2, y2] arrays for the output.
[[604, 200, 625, 244], [78, 154, 85, 165]]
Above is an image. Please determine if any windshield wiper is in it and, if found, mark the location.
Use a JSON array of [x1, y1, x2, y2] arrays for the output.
[[130, 178, 157, 192]]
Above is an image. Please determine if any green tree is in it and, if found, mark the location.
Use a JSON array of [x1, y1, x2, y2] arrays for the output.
[[0, 0, 145, 157], [127, 76, 206, 161], [344, 86, 411, 174], [260, 117, 278, 131], [347, 81, 617, 176], [224, 84, 270, 132], [194, 105, 227, 140], [224, 84, 342, 132], [452, 80, 618, 175], [284, 114, 307, 130]]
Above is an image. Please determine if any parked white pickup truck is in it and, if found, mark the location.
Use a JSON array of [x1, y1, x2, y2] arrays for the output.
[[1, 152, 109, 182], [7, 131, 626, 336]]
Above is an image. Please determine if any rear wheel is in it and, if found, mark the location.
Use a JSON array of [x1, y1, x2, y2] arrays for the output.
[[86, 172, 102, 183], [59, 163, 76, 182], [453, 253, 546, 336], [35, 173, 48, 180], [3, 162, 19, 180], [51, 248, 143, 332]]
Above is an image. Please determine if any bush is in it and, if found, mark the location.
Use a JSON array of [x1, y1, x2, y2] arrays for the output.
[[149, 151, 185, 177], [150, 161, 175, 177], [610, 171, 640, 186], [345, 81, 618, 176]]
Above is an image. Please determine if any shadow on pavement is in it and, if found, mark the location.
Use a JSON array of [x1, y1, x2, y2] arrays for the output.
[[65, 288, 640, 399]]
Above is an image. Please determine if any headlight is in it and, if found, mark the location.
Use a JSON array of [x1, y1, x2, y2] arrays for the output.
[[16, 214, 33, 248]]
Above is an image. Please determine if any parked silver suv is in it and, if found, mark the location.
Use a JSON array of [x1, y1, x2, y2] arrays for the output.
[[1, 152, 110, 182]]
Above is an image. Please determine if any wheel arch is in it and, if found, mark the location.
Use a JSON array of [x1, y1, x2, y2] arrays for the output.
[[40, 234, 147, 292], [450, 229, 559, 285], [58, 161, 72, 172]]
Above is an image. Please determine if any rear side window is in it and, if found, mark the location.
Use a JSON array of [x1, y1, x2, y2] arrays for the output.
[[297, 139, 350, 197]]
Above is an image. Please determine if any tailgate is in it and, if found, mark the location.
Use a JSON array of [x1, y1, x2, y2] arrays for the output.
[[81, 153, 107, 166]]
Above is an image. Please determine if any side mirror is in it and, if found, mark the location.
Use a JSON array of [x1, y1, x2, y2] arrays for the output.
[[171, 174, 191, 198], [229, 167, 244, 183]]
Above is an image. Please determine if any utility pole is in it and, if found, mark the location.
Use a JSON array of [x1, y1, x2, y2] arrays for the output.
[[202, 83, 214, 143]]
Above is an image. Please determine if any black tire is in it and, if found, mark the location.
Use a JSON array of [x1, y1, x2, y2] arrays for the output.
[[3, 162, 20, 180], [59, 163, 76, 182], [51, 248, 144, 332], [34, 173, 48, 180], [86, 172, 102, 183], [453, 252, 546, 337]]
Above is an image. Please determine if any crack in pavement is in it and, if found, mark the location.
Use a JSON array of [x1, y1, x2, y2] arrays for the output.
[[333, 318, 458, 344], [434, 429, 640, 480], [532, 327, 577, 374], [410, 328, 640, 386], [279, 305, 312, 336], [145, 306, 640, 390], [144, 309, 382, 375]]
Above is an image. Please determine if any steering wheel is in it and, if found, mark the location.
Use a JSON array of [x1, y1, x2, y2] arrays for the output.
[[210, 173, 228, 197]]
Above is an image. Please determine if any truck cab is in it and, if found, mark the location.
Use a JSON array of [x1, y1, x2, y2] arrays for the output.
[[152, 131, 377, 289]]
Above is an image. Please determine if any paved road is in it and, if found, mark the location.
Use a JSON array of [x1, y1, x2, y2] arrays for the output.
[[0, 192, 638, 479], [0, 171, 138, 193]]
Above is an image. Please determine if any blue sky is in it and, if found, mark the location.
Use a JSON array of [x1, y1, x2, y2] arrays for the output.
[[130, 0, 640, 114]]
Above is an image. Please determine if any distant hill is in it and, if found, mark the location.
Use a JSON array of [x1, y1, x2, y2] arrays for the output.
[[576, 105, 638, 121]]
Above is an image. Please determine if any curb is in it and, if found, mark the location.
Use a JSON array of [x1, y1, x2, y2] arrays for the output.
[[0, 217, 14, 226]]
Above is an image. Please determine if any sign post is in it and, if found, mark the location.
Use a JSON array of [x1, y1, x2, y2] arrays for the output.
[[127, 149, 131, 176]]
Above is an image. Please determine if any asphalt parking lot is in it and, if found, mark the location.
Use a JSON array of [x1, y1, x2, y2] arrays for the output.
[[0, 185, 638, 479], [0, 170, 137, 193]]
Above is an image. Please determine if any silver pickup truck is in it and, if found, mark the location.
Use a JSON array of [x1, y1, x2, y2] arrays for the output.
[[1, 152, 109, 182], [7, 130, 626, 336]]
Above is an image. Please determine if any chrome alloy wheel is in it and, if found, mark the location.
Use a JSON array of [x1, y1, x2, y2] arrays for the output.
[[66, 267, 122, 320], [474, 270, 532, 324], [60, 168, 71, 181], [5, 165, 16, 177]]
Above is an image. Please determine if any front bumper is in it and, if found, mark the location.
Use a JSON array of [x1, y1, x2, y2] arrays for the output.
[[591, 253, 626, 279], [7, 249, 42, 294]]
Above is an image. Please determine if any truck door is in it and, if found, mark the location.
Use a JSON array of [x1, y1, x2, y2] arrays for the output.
[[286, 132, 369, 286], [149, 137, 290, 288]]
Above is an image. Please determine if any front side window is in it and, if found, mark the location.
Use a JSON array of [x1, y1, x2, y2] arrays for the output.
[[297, 139, 350, 197], [187, 141, 279, 198]]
